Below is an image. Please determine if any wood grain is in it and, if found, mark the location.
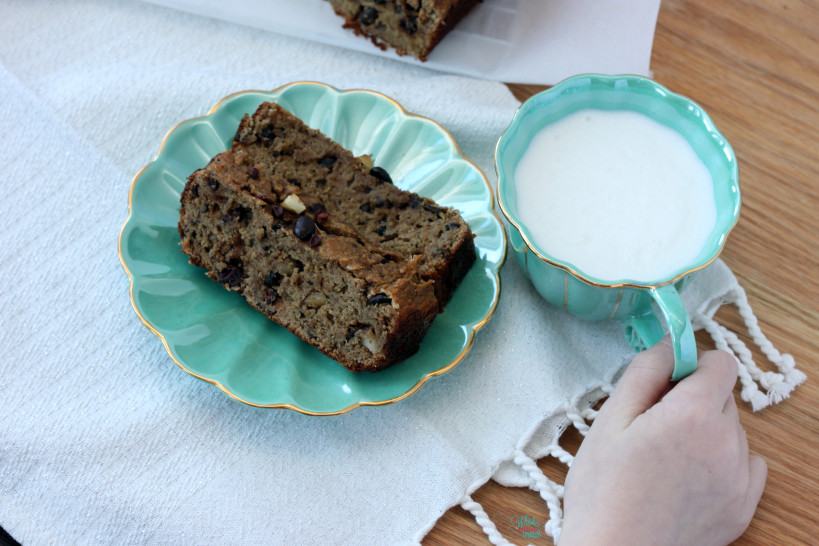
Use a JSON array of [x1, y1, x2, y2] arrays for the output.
[[424, 1, 819, 544]]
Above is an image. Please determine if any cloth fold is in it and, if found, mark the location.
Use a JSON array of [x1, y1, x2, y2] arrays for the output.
[[0, 2, 802, 545]]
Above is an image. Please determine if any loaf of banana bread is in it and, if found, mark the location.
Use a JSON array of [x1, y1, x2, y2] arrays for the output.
[[178, 102, 475, 371], [329, 0, 481, 60]]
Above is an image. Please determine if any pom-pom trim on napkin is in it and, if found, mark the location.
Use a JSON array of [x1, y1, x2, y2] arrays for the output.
[[460, 282, 805, 545]]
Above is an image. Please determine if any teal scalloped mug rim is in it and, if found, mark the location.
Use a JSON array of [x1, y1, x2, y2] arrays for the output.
[[496, 73, 741, 289]]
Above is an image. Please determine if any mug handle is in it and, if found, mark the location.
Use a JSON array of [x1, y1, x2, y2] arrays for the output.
[[623, 284, 697, 380]]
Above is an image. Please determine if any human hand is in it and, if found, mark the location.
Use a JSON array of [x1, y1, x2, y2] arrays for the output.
[[559, 342, 767, 545]]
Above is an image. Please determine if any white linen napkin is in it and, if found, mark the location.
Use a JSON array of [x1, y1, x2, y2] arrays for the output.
[[0, 2, 803, 545]]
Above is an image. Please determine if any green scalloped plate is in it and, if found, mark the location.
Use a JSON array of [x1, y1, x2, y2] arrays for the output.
[[119, 82, 506, 415]]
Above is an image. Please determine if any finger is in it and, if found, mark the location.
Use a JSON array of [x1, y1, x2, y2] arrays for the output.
[[735, 413, 749, 470], [723, 387, 739, 419], [668, 350, 738, 410], [602, 340, 675, 425], [742, 455, 768, 525]]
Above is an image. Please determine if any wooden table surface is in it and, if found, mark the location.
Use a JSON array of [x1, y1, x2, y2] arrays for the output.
[[425, 1, 819, 544]]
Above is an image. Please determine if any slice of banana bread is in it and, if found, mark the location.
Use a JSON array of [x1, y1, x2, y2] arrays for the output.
[[178, 102, 475, 371], [329, 0, 481, 60], [231, 102, 475, 307]]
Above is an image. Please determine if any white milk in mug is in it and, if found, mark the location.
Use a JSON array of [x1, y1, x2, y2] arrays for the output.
[[513, 108, 717, 283]]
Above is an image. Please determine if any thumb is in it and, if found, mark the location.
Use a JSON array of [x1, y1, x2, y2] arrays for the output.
[[600, 339, 676, 428]]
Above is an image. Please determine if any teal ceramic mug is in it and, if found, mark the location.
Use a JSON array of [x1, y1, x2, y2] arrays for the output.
[[496, 74, 741, 380]]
